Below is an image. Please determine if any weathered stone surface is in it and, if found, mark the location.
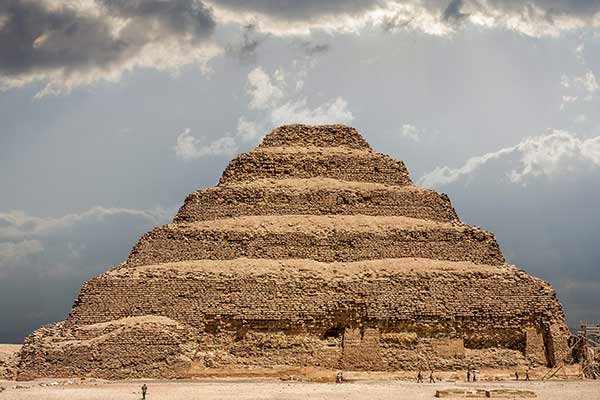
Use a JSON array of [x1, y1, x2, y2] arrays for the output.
[[175, 179, 459, 223], [258, 124, 370, 150], [127, 216, 504, 266], [0, 345, 21, 380], [17, 124, 571, 379], [219, 148, 412, 186], [18, 317, 199, 380]]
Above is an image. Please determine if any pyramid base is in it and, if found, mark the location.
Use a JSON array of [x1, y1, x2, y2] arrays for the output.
[[17, 321, 555, 380], [17, 258, 571, 379]]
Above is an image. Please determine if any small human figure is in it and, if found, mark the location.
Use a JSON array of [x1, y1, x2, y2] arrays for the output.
[[467, 368, 471, 382], [525, 370, 530, 381], [141, 383, 148, 400], [417, 369, 423, 383], [472, 369, 477, 382], [515, 371, 519, 380], [429, 370, 435, 383], [336, 371, 344, 383]]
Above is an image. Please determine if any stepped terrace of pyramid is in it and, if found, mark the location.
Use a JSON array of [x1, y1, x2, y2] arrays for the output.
[[16, 125, 571, 380]]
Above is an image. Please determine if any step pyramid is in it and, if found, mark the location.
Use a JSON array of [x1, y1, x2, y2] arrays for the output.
[[17, 125, 571, 379]]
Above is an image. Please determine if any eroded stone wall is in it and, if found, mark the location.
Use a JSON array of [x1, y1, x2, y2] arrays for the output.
[[18, 260, 569, 377], [174, 182, 459, 223], [258, 125, 371, 150], [127, 219, 504, 267], [0, 345, 21, 380], [219, 150, 412, 186], [64, 262, 562, 334], [18, 317, 199, 380], [32, 259, 568, 374]]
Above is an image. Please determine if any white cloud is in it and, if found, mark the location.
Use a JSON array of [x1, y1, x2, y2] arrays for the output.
[[560, 95, 578, 110], [0, 207, 171, 242], [236, 116, 261, 142], [246, 67, 284, 110], [209, 0, 600, 38], [562, 71, 599, 94], [174, 64, 353, 159], [575, 71, 599, 94], [419, 130, 600, 188], [270, 97, 353, 126], [419, 146, 514, 188], [0, 206, 171, 278], [560, 70, 599, 105], [559, 46, 598, 109], [5, 41, 222, 98], [208, 0, 468, 37], [174, 128, 238, 160], [233, 66, 354, 145], [575, 42, 585, 63], [400, 124, 420, 141], [561, 74, 572, 89], [0, 240, 43, 269]]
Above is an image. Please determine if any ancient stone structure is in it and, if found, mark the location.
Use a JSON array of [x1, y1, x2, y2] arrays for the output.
[[0, 345, 21, 380], [17, 125, 571, 380]]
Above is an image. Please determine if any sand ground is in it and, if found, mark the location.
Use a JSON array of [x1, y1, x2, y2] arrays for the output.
[[1, 378, 599, 400]]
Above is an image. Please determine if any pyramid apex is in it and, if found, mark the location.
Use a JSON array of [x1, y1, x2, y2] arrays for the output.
[[258, 124, 371, 150]]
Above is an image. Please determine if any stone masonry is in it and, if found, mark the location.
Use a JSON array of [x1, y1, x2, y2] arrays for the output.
[[16, 124, 572, 379]]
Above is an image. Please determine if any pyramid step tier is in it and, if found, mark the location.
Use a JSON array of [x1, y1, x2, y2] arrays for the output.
[[65, 258, 562, 336], [21, 258, 570, 378], [175, 178, 459, 223], [258, 124, 371, 150], [127, 215, 504, 266], [218, 147, 412, 186]]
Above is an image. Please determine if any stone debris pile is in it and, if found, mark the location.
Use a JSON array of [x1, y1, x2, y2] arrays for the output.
[[16, 124, 571, 379]]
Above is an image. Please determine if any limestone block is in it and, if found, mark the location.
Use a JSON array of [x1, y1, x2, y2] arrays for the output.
[[432, 338, 465, 358], [525, 327, 546, 365]]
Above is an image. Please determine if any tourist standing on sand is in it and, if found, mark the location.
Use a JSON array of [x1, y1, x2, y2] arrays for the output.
[[467, 368, 471, 382], [472, 370, 477, 382], [515, 371, 519, 380], [417, 369, 423, 383], [525, 370, 530, 381], [141, 383, 147, 400], [429, 370, 435, 383]]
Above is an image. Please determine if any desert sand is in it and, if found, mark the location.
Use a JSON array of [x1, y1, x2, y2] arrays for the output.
[[1, 377, 599, 400]]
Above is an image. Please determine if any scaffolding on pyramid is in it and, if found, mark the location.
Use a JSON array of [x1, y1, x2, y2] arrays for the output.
[[575, 323, 599, 379]]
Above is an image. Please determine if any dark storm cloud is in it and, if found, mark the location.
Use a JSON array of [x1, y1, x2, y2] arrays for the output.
[[211, 0, 600, 36], [225, 22, 267, 64], [484, 0, 600, 16], [437, 0, 600, 24], [0, 0, 215, 88], [98, 0, 215, 42], [210, 0, 600, 21], [0, 207, 172, 343], [211, 0, 384, 21], [443, 0, 469, 22], [2, 0, 599, 92], [0, 0, 128, 76]]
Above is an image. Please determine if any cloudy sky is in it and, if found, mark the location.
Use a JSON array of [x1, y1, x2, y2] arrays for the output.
[[1, 0, 600, 343]]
